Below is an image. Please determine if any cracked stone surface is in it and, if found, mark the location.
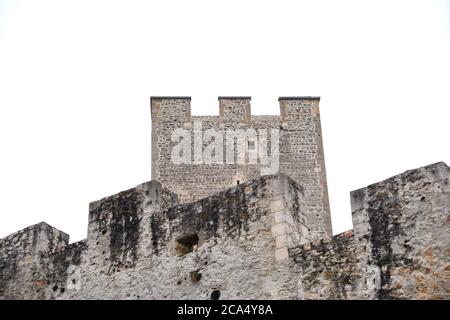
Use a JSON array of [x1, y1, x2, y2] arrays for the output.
[[0, 162, 448, 299]]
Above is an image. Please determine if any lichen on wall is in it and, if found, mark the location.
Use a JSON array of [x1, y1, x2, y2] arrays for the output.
[[288, 162, 449, 300], [0, 174, 306, 299], [0, 162, 448, 300]]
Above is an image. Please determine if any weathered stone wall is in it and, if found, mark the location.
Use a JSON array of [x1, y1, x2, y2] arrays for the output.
[[0, 174, 306, 299], [288, 162, 450, 300], [0, 222, 69, 299], [151, 96, 332, 239], [350, 162, 450, 299], [0, 162, 448, 300], [289, 231, 378, 299]]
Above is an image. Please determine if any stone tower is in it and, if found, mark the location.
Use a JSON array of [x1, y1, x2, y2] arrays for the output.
[[151, 96, 332, 239], [1, 95, 448, 299]]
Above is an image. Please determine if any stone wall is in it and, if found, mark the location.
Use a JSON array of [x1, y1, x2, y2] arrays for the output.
[[288, 162, 450, 300], [0, 174, 306, 299], [289, 231, 377, 299], [151, 96, 332, 239], [350, 162, 450, 299], [0, 162, 448, 300], [0, 222, 69, 299]]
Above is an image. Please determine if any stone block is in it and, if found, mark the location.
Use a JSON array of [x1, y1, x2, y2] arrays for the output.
[[270, 199, 285, 213], [275, 235, 288, 248], [275, 247, 289, 261], [271, 223, 287, 237]]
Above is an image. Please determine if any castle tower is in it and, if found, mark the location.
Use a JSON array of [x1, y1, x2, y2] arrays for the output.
[[150, 96, 332, 239]]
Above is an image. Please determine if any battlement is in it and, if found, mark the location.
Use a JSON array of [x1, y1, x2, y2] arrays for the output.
[[278, 96, 320, 101], [0, 222, 70, 299], [351, 161, 450, 238], [286, 161, 449, 300], [1, 87, 448, 300], [0, 173, 309, 299], [151, 96, 192, 100], [0, 162, 448, 299], [150, 96, 322, 121], [151, 96, 331, 239], [0, 222, 69, 260]]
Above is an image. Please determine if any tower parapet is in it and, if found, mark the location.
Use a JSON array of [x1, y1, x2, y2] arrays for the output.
[[151, 96, 332, 239], [218, 96, 251, 121], [2, 96, 446, 300]]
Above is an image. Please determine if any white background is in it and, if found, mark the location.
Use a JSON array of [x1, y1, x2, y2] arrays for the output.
[[0, 0, 449, 242]]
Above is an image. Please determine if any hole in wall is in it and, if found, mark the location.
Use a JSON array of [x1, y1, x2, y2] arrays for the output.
[[190, 271, 202, 283], [232, 174, 244, 186], [52, 285, 58, 292], [210, 290, 221, 300], [175, 233, 199, 256]]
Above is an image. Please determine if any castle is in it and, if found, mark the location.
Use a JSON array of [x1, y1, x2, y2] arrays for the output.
[[0, 97, 448, 299]]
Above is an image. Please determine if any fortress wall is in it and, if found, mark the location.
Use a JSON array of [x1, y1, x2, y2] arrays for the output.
[[71, 174, 304, 300], [0, 181, 178, 299], [70, 180, 179, 299], [85, 181, 178, 274], [350, 161, 450, 299], [0, 222, 69, 299], [288, 162, 450, 300], [44, 240, 87, 299], [1, 163, 447, 300], [151, 96, 332, 239], [0, 174, 306, 299], [289, 231, 377, 299]]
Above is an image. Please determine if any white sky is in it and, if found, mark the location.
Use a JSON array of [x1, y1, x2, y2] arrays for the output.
[[0, 0, 449, 242]]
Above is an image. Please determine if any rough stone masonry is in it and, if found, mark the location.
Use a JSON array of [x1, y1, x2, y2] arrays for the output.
[[0, 97, 448, 300]]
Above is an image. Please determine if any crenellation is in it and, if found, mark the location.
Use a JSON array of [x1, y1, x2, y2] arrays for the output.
[[0, 96, 448, 300], [0, 161, 448, 299], [286, 161, 450, 300], [150, 97, 192, 125], [218, 96, 251, 121], [86, 181, 178, 273], [152, 97, 332, 239], [349, 162, 450, 299], [0, 222, 69, 261]]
